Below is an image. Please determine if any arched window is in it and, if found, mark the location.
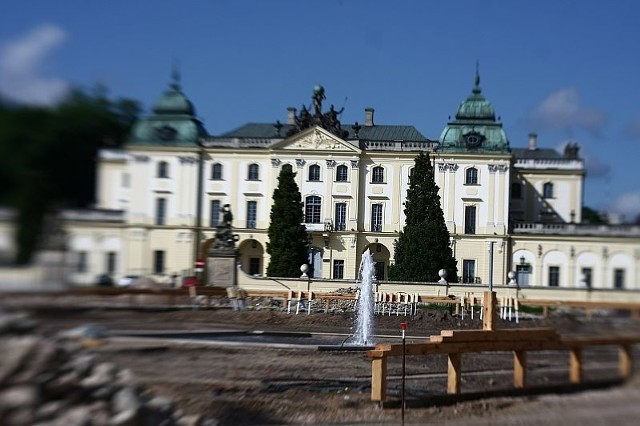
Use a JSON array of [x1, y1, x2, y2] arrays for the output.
[[543, 182, 554, 198], [465, 167, 478, 185], [336, 164, 349, 182], [157, 161, 169, 178], [211, 163, 223, 180], [372, 166, 384, 183], [305, 196, 322, 223], [248, 163, 260, 180], [309, 164, 321, 181]]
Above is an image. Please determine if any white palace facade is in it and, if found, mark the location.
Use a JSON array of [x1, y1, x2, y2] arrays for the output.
[[15, 74, 640, 289]]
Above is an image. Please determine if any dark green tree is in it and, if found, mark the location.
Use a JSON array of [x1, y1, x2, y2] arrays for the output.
[[266, 164, 309, 277], [388, 151, 459, 282], [0, 88, 141, 264], [581, 206, 608, 225]]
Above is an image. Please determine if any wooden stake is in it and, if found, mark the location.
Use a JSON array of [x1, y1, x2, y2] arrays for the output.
[[619, 345, 633, 379], [513, 350, 527, 388], [447, 352, 462, 394], [569, 348, 583, 384], [482, 291, 497, 331]]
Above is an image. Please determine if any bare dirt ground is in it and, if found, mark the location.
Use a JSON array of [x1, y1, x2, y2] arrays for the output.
[[4, 295, 640, 425]]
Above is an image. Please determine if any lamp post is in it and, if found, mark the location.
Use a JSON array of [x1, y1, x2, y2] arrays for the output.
[[193, 139, 205, 283], [487, 241, 494, 292]]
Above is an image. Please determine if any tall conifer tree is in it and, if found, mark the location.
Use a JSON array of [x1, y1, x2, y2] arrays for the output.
[[266, 165, 309, 277], [388, 152, 459, 282]]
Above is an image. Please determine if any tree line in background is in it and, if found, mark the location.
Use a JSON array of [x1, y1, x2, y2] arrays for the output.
[[0, 88, 141, 264]]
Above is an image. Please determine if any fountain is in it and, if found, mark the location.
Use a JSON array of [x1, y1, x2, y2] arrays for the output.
[[317, 249, 377, 351], [350, 248, 376, 346]]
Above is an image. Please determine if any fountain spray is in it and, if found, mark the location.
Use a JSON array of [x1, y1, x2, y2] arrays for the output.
[[351, 249, 376, 346]]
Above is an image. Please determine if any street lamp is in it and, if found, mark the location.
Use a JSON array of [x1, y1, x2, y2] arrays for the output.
[[193, 139, 205, 282]]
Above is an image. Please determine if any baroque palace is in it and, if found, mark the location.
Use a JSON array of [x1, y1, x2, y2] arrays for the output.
[[13, 72, 640, 289]]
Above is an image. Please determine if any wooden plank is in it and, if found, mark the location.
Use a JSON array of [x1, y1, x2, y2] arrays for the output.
[[371, 356, 387, 402], [447, 353, 461, 394], [561, 335, 640, 348], [435, 328, 559, 343], [569, 348, 582, 384], [513, 350, 527, 389], [373, 340, 566, 357]]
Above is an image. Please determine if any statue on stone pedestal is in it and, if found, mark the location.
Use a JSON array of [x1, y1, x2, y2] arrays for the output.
[[212, 204, 238, 251]]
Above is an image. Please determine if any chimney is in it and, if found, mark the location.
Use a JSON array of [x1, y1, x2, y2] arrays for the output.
[[287, 107, 297, 125], [364, 108, 375, 127], [528, 132, 538, 150]]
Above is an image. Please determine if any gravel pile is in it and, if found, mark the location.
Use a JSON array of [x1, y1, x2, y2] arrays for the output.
[[0, 310, 218, 426]]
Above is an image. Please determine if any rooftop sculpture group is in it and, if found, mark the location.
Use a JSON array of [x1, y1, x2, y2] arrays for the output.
[[285, 85, 349, 139]]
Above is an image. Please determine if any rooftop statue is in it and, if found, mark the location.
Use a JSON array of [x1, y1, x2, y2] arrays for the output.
[[285, 86, 348, 138]]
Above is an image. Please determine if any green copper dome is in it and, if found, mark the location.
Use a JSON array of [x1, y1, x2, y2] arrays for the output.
[[152, 80, 195, 116], [128, 72, 208, 147], [455, 73, 496, 121], [438, 69, 509, 154]]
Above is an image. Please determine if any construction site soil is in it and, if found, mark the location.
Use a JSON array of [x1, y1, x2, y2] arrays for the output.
[[5, 296, 640, 425]]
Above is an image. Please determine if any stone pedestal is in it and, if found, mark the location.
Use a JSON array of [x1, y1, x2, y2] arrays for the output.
[[206, 255, 236, 287]]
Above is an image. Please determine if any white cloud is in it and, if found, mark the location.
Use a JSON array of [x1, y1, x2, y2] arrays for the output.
[[610, 191, 640, 221], [0, 24, 69, 105], [529, 88, 607, 135]]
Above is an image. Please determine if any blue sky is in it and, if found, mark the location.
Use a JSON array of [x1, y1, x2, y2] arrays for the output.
[[2, 0, 640, 220]]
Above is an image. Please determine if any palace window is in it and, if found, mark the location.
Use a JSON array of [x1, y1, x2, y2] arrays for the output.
[[548, 266, 560, 287], [248, 163, 260, 180], [76, 251, 88, 273], [372, 166, 384, 183], [309, 164, 321, 181], [375, 262, 385, 280], [465, 167, 478, 185], [155, 198, 166, 225], [334, 203, 346, 231], [333, 260, 344, 279], [511, 182, 522, 199], [543, 182, 554, 198], [157, 161, 169, 178], [581, 267, 592, 288], [336, 164, 349, 182], [305, 196, 322, 223], [462, 259, 475, 284], [247, 201, 257, 229], [210, 200, 221, 227], [211, 163, 223, 180], [464, 205, 476, 234], [371, 203, 383, 232], [153, 250, 165, 274], [106, 252, 116, 275], [614, 268, 625, 289], [249, 258, 261, 276], [516, 263, 530, 285]]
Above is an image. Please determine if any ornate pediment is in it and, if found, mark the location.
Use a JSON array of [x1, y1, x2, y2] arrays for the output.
[[272, 126, 360, 153]]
